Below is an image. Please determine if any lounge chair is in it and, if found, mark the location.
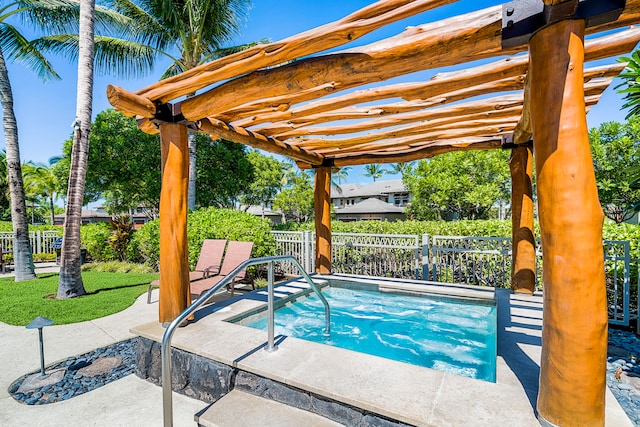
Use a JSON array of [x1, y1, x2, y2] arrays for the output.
[[147, 239, 228, 304], [190, 240, 254, 298], [189, 239, 228, 281]]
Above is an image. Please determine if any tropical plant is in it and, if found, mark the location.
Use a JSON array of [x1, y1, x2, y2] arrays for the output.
[[331, 166, 351, 194], [362, 164, 386, 182], [108, 214, 134, 260], [387, 162, 415, 177], [616, 50, 640, 120], [22, 160, 59, 224]]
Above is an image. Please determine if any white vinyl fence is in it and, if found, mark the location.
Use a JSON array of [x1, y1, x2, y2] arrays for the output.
[[0, 230, 61, 255]]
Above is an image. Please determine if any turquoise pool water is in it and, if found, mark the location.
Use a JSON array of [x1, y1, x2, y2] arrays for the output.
[[242, 286, 497, 382]]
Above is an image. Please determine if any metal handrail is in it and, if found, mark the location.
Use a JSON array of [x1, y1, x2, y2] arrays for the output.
[[161, 255, 330, 427]]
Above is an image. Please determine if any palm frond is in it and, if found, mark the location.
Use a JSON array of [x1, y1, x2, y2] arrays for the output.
[[0, 25, 59, 80], [93, 36, 156, 78]]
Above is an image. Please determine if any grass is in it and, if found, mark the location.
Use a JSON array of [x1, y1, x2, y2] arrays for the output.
[[0, 271, 158, 326]]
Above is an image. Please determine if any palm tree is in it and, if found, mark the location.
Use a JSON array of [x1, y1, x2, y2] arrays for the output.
[[22, 161, 59, 225], [331, 166, 350, 194], [0, 1, 69, 281], [362, 164, 386, 182], [616, 50, 640, 119], [388, 162, 414, 178], [56, 0, 96, 298], [106, 0, 255, 210]]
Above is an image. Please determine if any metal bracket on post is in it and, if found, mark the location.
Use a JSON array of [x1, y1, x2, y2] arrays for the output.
[[501, 134, 533, 150], [502, 0, 626, 48], [151, 102, 198, 131]]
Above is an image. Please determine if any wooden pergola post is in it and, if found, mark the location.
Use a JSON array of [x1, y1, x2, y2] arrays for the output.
[[509, 146, 536, 294], [529, 19, 607, 427], [314, 166, 332, 274], [158, 123, 191, 324]]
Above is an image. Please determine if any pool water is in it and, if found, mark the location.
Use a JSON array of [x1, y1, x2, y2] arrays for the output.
[[242, 286, 497, 382]]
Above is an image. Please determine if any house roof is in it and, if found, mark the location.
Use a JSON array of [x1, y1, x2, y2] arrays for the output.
[[54, 209, 111, 219], [333, 179, 406, 199], [241, 205, 283, 216], [335, 197, 406, 215], [107, 0, 640, 169]]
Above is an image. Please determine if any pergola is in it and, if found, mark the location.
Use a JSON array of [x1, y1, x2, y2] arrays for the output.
[[108, 1, 640, 425]]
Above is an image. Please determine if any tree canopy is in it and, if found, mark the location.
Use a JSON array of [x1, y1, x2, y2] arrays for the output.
[[241, 151, 285, 209], [404, 150, 510, 220], [55, 109, 254, 214], [589, 117, 640, 223], [272, 172, 314, 223]]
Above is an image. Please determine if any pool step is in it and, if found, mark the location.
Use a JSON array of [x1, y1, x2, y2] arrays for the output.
[[195, 389, 343, 427]]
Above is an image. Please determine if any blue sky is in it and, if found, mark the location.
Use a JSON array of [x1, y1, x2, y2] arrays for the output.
[[1, 0, 633, 187]]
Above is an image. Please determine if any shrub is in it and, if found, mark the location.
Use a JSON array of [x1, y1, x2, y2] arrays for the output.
[[129, 207, 276, 271], [80, 223, 116, 262], [109, 215, 135, 261], [33, 253, 56, 263], [81, 261, 155, 274], [274, 219, 515, 237]]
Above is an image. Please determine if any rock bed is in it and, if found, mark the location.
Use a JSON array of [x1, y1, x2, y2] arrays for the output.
[[8, 338, 136, 405], [608, 328, 640, 426]]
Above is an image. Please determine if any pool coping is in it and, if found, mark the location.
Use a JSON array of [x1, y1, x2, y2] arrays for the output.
[[131, 274, 632, 426]]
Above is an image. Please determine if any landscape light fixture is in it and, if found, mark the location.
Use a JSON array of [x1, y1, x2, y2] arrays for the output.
[[26, 316, 54, 377]]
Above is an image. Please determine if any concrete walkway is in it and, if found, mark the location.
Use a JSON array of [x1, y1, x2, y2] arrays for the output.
[[0, 272, 202, 427]]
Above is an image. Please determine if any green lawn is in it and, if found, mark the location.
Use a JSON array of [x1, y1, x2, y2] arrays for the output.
[[0, 272, 158, 326]]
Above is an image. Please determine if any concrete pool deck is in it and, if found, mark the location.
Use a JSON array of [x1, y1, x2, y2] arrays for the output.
[[131, 274, 633, 426]]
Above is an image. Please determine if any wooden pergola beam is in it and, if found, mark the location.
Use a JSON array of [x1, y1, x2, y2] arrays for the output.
[[330, 138, 502, 167], [265, 65, 617, 140], [198, 118, 325, 166], [179, 6, 514, 121], [136, 0, 457, 103], [229, 27, 639, 128], [302, 121, 517, 154]]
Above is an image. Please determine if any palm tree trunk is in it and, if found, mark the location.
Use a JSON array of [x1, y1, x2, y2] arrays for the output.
[[49, 196, 55, 225], [0, 47, 36, 281], [58, 0, 95, 298]]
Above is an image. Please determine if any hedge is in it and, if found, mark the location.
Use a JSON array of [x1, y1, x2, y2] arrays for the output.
[[129, 207, 276, 271]]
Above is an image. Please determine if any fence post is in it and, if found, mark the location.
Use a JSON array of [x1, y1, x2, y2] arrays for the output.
[[421, 234, 429, 281], [304, 231, 312, 273], [36, 230, 42, 254]]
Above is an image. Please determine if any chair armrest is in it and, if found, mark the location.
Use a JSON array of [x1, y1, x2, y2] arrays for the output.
[[202, 265, 221, 278]]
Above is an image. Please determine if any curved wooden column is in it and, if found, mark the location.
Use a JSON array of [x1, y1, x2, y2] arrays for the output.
[[529, 19, 607, 427], [510, 146, 536, 294], [159, 123, 191, 323], [314, 166, 332, 274]]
